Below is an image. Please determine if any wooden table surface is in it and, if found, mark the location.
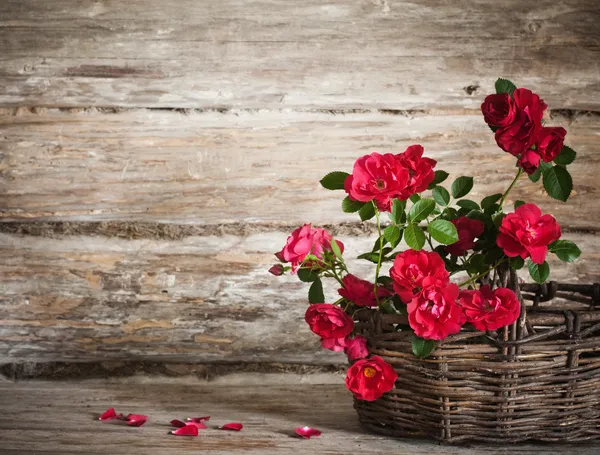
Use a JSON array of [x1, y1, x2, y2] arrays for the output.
[[0, 373, 598, 454]]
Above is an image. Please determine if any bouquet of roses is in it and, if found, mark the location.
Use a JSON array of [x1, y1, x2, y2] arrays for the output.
[[268, 78, 581, 403]]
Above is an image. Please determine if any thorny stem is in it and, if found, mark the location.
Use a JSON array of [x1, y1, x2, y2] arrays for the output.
[[374, 203, 384, 307], [498, 168, 524, 209]]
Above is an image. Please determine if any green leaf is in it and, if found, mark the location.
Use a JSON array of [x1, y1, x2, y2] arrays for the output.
[[432, 186, 450, 206], [409, 194, 421, 204], [539, 160, 553, 174], [330, 238, 343, 260], [404, 224, 426, 250], [509, 256, 525, 270], [492, 212, 506, 228], [308, 277, 325, 303], [481, 193, 502, 211], [410, 336, 436, 359], [298, 268, 318, 283], [528, 260, 550, 284], [359, 202, 376, 221], [427, 219, 459, 245], [456, 199, 480, 211], [514, 200, 526, 209], [433, 170, 450, 185], [408, 198, 436, 223], [543, 166, 573, 202], [451, 176, 474, 199], [376, 275, 393, 285], [357, 252, 381, 263], [466, 254, 487, 275], [549, 240, 581, 262], [495, 78, 517, 95], [390, 199, 406, 225], [342, 197, 365, 213], [384, 225, 402, 248], [320, 171, 350, 190], [554, 145, 577, 166], [528, 166, 542, 182]]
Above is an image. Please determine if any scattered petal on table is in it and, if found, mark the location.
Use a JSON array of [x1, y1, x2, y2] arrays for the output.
[[294, 426, 322, 439], [170, 419, 187, 428], [125, 414, 148, 427], [220, 423, 243, 431], [99, 408, 119, 421], [187, 416, 210, 423], [186, 421, 207, 429], [170, 425, 199, 436]]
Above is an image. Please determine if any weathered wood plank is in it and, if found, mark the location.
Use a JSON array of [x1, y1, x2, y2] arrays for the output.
[[1, 109, 598, 228], [0, 376, 598, 454], [1, 0, 599, 109], [0, 231, 597, 364]]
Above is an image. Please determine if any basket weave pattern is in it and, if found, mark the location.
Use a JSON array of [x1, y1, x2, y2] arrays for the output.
[[354, 276, 600, 443]]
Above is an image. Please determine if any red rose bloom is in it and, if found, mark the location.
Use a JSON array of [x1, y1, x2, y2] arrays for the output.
[[407, 278, 466, 340], [496, 203, 561, 264], [305, 304, 354, 339], [445, 216, 485, 256], [495, 88, 547, 156], [458, 285, 520, 331], [277, 224, 344, 273], [345, 356, 398, 401], [338, 274, 392, 307], [535, 127, 567, 162], [344, 335, 369, 360], [321, 337, 346, 352], [390, 249, 449, 303], [344, 152, 409, 210], [394, 144, 436, 199], [481, 93, 517, 127], [518, 149, 541, 175]]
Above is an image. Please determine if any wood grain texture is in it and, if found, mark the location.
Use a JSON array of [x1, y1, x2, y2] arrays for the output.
[[1, 109, 598, 228], [1, 375, 599, 454], [1, 0, 600, 109], [0, 230, 596, 364]]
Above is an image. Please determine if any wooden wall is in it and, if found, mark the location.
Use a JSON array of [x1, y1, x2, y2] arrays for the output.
[[1, 0, 599, 365]]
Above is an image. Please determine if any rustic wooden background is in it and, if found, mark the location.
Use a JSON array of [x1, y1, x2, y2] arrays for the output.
[[1, 0, 599, 367]]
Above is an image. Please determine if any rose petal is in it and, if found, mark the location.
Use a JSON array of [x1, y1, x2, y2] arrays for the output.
[[99, 408, 118, 421], [220, 422, 243, 431], [125, 414, 148, 427], [170, 425, 199, 436], [294, 426, 322, 439], [170, 419, 187, 428], [186, 421, 207, 429], [187, 416, 210, 423]]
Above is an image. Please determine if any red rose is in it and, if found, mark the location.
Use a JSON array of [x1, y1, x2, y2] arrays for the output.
[[321, 337, 346, 352], [407, 278, 466, 340], [338, 274, 392, 307], [345, 356, 398, 401], [344, 335, 369, 360], [305, 304, 354, 339], [496, 203, 561, 264], [277, 224, 344, 273], [495, 88, 547, 156], [518, 149, 541, 175], [395, 144, 436, 199], [481, 93, 517, 127], [445, 216, 485, 256], [268, 264, 284, 276], [458, 285, 521, 331], [344, 153, 409, 209], [390, 249, 449, 303], [535, 127, 567, 162]]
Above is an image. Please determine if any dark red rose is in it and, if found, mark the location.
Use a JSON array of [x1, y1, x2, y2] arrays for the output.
[[535, 127, 567, 162], [268, 264, 285, 276], [390, 249, 449, 303], [338, 274, 392, 307], [496, 203, 561, 264], [481, 93, 517, 127], [345, 356, 398, 401], [445, 216, 485, 256], [518, 149, 541, 175], [458, 285, 521, 331], [305, 304, 354, 339], [406, 278, 466, 340], [394, 144, 436, 200], [344, 152, 409, 209], [495, 88, 547, 156]]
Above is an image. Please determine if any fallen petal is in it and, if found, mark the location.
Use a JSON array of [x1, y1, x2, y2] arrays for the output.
[[294, 426, 322, 439], [220, 422, 243, 431], [99, 408, 118, 421], [170, 425, 199, 436], [170, 419, 187, 428], [187, 416, 210, 423], [186, 421, 207, 429], [125, 414, 148, 427]]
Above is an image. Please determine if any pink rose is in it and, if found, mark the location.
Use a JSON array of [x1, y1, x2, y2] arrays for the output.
[[344, 335, 369, 360], [338, 274, 392, 307], [390, 249, 449, 303], [345, 356, 398, 401], [518, 149, 541, 175], [321, 337, 347, 352], [458, 286, 521, 331], [445, 216, 485, 256], [276, 224, 344, 273], [344, 152, 409, 210], [481, 93, 518, 127], [535, 127, 567, 162], [305, 304, 354, 339], [407, 278, 466, 340], [394, 145, 436, 199]]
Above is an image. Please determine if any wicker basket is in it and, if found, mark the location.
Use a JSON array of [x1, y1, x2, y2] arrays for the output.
[[354, 270, 600, 443]]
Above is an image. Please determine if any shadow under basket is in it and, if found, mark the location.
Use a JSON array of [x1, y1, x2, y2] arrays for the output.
[[354, 277, 600, 444]]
